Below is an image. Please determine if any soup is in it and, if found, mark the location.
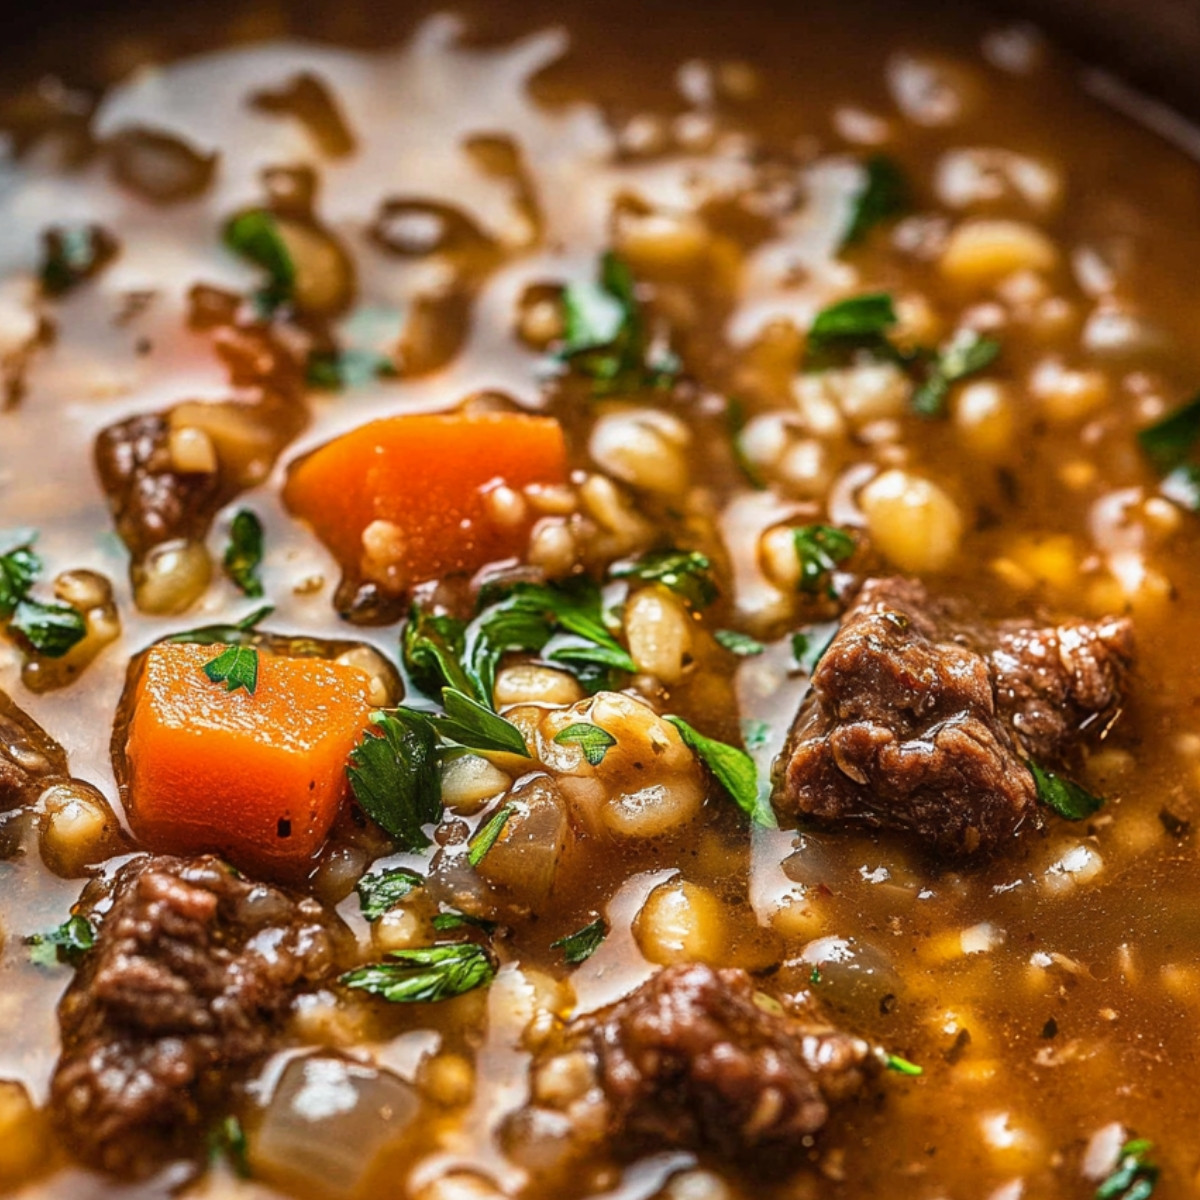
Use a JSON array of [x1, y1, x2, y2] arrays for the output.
[[0, 2, 1198, 1197]]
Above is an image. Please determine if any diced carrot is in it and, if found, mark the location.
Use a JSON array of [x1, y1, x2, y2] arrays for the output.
[[125, 643, 373, 876], [282, 412, 568, 590]]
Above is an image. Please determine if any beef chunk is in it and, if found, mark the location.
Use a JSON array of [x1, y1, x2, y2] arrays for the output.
[[0, 689, 67, 809], [521, 964, 873, 1168], [51, 854, 343, 1176], [777, 577, 1135, 856]]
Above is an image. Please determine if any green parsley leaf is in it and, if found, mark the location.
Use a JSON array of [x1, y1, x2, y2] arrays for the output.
[[912, 330, 1001, 418], [553, 722, 617, 766], [1139, 393, 1200, 474], [884, 1053, 924, 1077], [727, 397, 767, 490], [347, 710, 441, 850], [792, 525, 856, 596], [558, 252, 678, 395], [551, 918, 607, 965], [223, 509, 265, 599], [203, 645, 259, 695], [741, 718, 770, 751], [468, 804, 516, 867], [842, 155, 910, 248], [461, 595, 553, 705], [40, 225, 118, 296], [1028, 760, 1104, 820], [666, 715, 771, 826], [356, 866, 425, 921], [223, 210, 295, 312], [807, 292, 898, 358], [1096, 1139, 1158, 1200], [715, 629, 764, 657], [0, 532, 40, 619], [26, 914, 95, 968], [165, 605, 274, 645], [1161, 463, 1200, 512], [611, 549, 718, 609], [792, 619, 840, 674], [340, 943, 496, 1004], [432, 908, 498, 933], [402, 606, 472, 698], [11, 598, 87, 658], [810, 965, 823, 985], [208, 1115, 251, 1180], [305, 347, 397, 390], [433, 689, 530, 757]]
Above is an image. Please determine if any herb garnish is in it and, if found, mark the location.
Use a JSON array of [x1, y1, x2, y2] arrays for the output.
[[666, 715, 773, 827], [355, 866, 425, 921], [911, 330, 1001, 419], [792, 620, 840, 674], [1027, 760, 1104, 820], [223, 210, 295, 313], [340, 943, 496, 1004], [27, 914, 95, 968], [884, 1053, 924, 1077], [0, 531, 87, 659], [842, 155, 910, 249], [0, 532, 40, 617], [305, 348, 397, 390], [223, 509, 265, 598], [432, 909, 499, 934], [558, 252, 679, 394], [208, 1115, 251, 1180], [611, 549, 718, 609], [551, 918, 608, 965], [203, 645, 259, 695], [553, 721, 617, 765], [715, 630, 765, 657], [468, 804, 516, 867], [40, 224, 118, 296], [1138, 394, 1200, 474], [792, 525, 856, 597], [432, 688, 530, 757], [741, 718, 770, 751], [807, 292, 898, 362], [1096, 1139, 1158, 1200], [347, 711, 441, 851]]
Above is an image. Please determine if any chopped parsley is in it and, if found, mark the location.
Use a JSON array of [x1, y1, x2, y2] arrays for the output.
[[666, 714, 773, 827], [166, 604, 274, 646], [468, 804, 516, 867], [842, 155, 910, 249], [884, 1053, 924, 1077], [431, 688, 530, 757], [715, 629, 765, 657], [222, 509, 265, 599], [1028, 760, 1104, 821], [432, 909, 498, 933], [807, 292, 898, 358], [558, 252, 679, 394], [1096, 1139, 1158, 1200], [792, 525, 856, 597], [911, 330, 1001, 418], [203, 645, 259, 695], [402, 606, 473, 698], [741, 717, 770, 751], [553, 721, 617, 766], [551, 918, 607, 965], [1138, 394, 1200, 474], [339, 943, 496, 1004], [611, 549, 717, 609], [305, 347, 397, 390], [40, 224, 118, 296], [26, 914, 95, 968], [0, 531, 87, 659], [810, 965, 823, 985], [0, 532, 40, 618], [347, 710, 441, 851], [792, 619, 840, 674], [223, 209, 295, 313], [208, 1115, 251, 1179], [355, 866, 425, 921]]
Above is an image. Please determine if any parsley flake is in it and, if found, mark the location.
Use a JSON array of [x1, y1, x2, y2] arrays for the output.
[[0, 532, 40, 619], [208, 1115, 251, 1180], [792, 620, 840, 674], [611, 549, 717, 609], [807, 292, 898, 364], [11, 598, 86, 658], [715, 629, 764, 657], [842, 155, 910, 248], [432, 909, 498, 933], [792, 525, 856, 597], [468, 804, 516, 868], [884, 1053, 924, 1077], [347, 710, 441, 851], [355, 866, 425, 922], [432, 688, 530, 757], [27, 914, 95, 968], [1096, 1139, 1158, 1200], [223, 509, 265, 599], [553, 722, 617, 766], [741, 718, 770, 751], [912, 330, 1001, 418], [551, 918, 607, 965], [306, 347, 397, 390], [203, 645, 259, 695], [223, 209, 295, 313], [340, 943, 496, 1004], [1028, 760, 1104, 820], [1139, 394, 1200, 474], [666, 715, 773, 827]]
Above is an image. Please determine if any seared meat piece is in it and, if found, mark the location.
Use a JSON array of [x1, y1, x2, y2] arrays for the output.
[[0, 688, 67, 809], [51, 854, 344, 1176], [777, 577, 1135, 856], [521, 964, 873, 1167]]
